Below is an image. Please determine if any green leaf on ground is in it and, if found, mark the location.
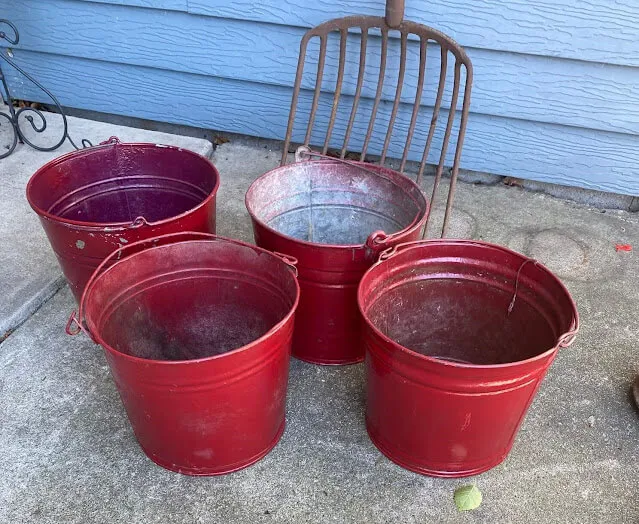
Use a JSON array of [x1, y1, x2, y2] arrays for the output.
[[454, 485, 482, 512]]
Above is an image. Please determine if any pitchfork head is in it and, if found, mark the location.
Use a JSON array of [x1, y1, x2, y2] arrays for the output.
[[281, 2, 473, 238]]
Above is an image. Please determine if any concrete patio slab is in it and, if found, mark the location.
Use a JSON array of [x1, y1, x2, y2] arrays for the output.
[[0, 106, 213, 339], [0, 138, 638, 523]]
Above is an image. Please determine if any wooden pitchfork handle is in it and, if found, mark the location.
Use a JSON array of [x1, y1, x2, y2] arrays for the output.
[[385, 0, 405, 28]]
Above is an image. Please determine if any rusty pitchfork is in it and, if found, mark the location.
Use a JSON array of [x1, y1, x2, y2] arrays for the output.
[[281, 0, 473, 238]]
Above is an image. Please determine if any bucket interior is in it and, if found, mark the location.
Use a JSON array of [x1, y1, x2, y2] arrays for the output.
[[247, 161, 427, 245], [361, 244, 576, 365], [85, 241, 297, 361], [28, 144, 217, 224]]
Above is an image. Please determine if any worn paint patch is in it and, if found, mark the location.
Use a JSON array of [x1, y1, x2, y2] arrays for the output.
[[119, 238, 128, 243], [75, 240, 85, 249]]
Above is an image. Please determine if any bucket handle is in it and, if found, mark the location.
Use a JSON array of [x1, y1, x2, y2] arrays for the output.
[[374, 238, 506, 261], [295, 146, 385, 179], [66, 231, 218, 342], [99, 136, 121, 146], [273, 251, 299, 277], [509, 258, 580, 349], [375, 239, 435, 263], [558, 327, 578, 348], [66, 233, 300, 341], [558, 312, 580, 348], [364, 230, 412, 254], [98, 137, 152, 230], [65, 310, 84, 336], [374, 240, 581, 349], [296, 147, 425, 253]]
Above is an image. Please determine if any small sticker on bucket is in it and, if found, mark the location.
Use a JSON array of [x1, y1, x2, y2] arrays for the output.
[[75, 240, 85, 249]]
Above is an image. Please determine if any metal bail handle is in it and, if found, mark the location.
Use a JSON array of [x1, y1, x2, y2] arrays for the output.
[[375, 239, 436, 263], [365, 230, 391, 252], [558, 313, 580, 348], [294, 146, 390, 179], [65, 310, 85, 337], [68, 231, 218, 342], [128, 216, 148, 229], [558, 330, 578, 348], [99, 136, 121, 146], [373, 240, 581, 351], [273, 251, 299, 277], [295, 145, 312, 163], [295, 147, 424, 252], [95, 137, 149, 230]]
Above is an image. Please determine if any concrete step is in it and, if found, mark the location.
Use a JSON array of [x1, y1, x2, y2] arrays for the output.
[[1, 137, 637, 523]]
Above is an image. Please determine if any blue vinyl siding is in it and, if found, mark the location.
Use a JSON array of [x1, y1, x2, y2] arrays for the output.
[[1, 0, 638, 194]]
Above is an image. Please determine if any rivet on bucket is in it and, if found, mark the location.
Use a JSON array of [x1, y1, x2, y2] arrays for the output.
[[358, 240, 579, 477], [68, 233, 300, 476]]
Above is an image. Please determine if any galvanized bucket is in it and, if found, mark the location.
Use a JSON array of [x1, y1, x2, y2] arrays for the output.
[[245, 158, 429, 365], [67, 233, 299, 476], [26, 137, 219, 302], [358, 240, 579, 477]]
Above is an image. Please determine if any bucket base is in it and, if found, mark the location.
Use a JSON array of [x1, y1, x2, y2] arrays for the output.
[[139, 420, 286, 476], [366, 421, 507, 478], [293, 353, 364, 366]]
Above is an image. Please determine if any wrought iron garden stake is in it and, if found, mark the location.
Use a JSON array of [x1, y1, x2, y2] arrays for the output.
[[0, 19, 91, 159]]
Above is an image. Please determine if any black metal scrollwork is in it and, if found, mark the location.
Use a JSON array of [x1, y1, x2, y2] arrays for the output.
[[0, 19, 91, 159]]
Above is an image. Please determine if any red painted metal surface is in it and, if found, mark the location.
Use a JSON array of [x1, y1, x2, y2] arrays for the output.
[[358, 240, 579, 477], [26, 138, 219, 303], [246, 158, 428, 365], [69, 233, 299, 476]]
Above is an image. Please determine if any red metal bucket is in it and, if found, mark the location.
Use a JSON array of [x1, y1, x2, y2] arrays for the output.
[[245, 159, 428, 365], [358, 240, 579, 477], [67, 233, 299, 475], [26, 138, 219, 303]]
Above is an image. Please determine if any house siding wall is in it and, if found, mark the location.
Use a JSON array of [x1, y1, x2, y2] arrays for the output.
[[2, 0, 638, 195]]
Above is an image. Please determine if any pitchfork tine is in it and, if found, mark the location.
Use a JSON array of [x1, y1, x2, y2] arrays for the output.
[[442, 62, 473, 237], [381, 31, 408, 165], [323, 29, 347, 154], [424, 58, 461, 238], [305, 35, 327, 146], [361, 26, 388, 162], [281, 35, 311, 165], [341, 28, 368, 159], [416, 46, 447, 185], [400, 37, 427, 173]]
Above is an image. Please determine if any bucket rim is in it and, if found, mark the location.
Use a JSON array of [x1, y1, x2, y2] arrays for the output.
[[245, 159, 429, 251], [26, 142, 220, 231], [357, 238, 580, 370], [82, 234, 300, 366]]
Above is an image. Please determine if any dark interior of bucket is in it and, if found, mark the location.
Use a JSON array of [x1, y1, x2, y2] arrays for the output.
[[366, 277, 564, 365], [31, 145, 216, 224], [249, 163, 426, 245], [98, 277, 293, 361], [89, 243, 297, 361]]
